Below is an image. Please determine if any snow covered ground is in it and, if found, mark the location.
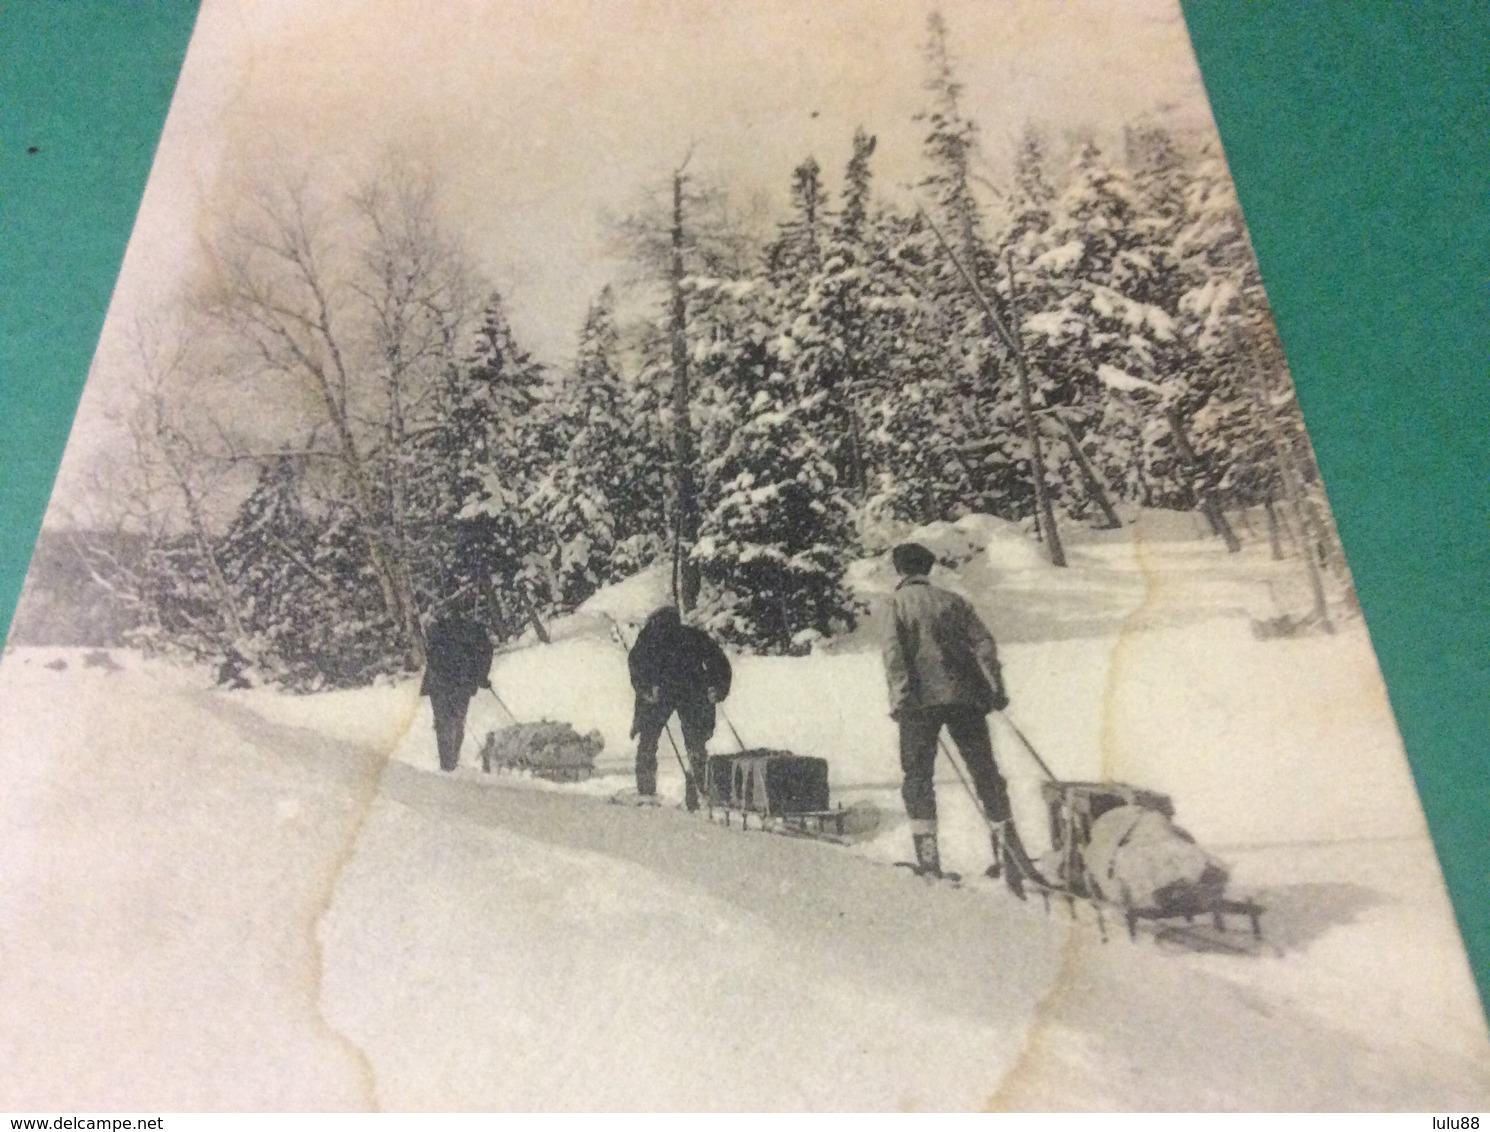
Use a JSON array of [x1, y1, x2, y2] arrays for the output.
[[2, 515, 1487, 1110]]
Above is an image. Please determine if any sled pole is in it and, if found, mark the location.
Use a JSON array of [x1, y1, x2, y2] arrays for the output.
[[939, 735, 1047, 890], [940, 737, 980, 818], [484, 684, 520, 723], [998, 712, 1059, 782], [658, 710, 692, 782], [938, 736, 993, 829], [719, 705, 747, 753]]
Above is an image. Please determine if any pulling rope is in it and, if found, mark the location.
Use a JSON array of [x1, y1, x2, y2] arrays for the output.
[[719, 704, 748, 753], [483, 683, 521, 723], [997, 711, 1059, 782]]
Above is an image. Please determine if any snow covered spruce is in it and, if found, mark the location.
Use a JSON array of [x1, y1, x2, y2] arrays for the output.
[[22, 17, 1352, 690]]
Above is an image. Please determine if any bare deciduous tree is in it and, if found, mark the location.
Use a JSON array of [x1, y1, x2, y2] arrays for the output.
[[197, 157, 479, 666], [68, 315, 247, 660]]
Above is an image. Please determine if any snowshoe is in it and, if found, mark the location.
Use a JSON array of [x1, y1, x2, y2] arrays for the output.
[[894, 860, 963, 885], [610, 788, 663, 807]]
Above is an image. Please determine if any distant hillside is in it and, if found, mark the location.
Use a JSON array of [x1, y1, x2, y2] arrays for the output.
[[7, 528, 142, 647]]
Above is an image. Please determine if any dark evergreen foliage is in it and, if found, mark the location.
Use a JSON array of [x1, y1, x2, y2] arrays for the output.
[[93, 12, 1347, 681]]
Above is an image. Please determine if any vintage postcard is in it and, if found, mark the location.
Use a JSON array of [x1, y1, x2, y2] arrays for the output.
[[3, 0, 1487, 1112]]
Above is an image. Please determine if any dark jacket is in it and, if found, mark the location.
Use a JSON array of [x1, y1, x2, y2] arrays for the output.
[[882, 576, 1004, 717], [628, 610, 732, 704], [420, 616, 494, 698]]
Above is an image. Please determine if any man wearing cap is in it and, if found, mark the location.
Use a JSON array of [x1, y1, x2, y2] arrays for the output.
[[881, 542, 1036, 895]]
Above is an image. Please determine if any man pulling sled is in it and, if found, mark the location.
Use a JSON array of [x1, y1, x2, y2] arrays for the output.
[[882, 542, 1040, 896], [628, 606, 733, 811]]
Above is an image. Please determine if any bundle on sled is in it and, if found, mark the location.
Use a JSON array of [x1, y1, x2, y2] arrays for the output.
[[1032, 781, 1263, 946], [704, 750, 876, 841], [479, 721, 603, 782]]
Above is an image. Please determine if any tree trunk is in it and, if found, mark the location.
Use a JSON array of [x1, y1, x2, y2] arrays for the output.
[[1164, 407, 1240, 553], [1051, 414, 1123, 529], [1264, 496, 1285, 560], [1003, 261, 1066, 566], [669, 168, 701, 612], [845, 391, 867, 499]]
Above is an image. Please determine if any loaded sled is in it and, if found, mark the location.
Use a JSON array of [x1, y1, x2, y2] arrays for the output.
[[703, 750, 861, 839], [1022, 779, 1265, 951], [918, 716, 1271, 951], [479, 720, 602, 783]]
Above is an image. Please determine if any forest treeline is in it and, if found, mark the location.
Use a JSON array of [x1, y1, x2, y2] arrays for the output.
[[39, 15, 1350, 688]]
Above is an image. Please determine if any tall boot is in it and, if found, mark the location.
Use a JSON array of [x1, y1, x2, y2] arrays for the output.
[[636, 760, 657, 798], [992, 820, 1039, 901], [911, 821, 942, 878]]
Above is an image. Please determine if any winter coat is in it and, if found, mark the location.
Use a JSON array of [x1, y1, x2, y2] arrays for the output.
[[628, 613, 732, 706], [881, 576, 1005, 717], [420, 616, 494, 698]]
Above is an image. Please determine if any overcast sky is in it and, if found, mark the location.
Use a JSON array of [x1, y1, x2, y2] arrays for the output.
[[57, 0, 1221, 515]]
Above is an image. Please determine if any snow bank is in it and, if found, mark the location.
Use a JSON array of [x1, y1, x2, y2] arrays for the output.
[[573, 561, 671, 626], [0, 653, 383, 1110]]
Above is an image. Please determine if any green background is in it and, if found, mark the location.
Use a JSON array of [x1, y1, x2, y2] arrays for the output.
[[2, 4, 1485, 1015]]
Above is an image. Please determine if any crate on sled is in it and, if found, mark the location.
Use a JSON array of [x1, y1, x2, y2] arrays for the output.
[[705, 753, 746, 809], [715, 750, 829, 815], [706, 750, 847, 837]]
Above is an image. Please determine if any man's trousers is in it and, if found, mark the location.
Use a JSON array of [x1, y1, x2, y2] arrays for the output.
[[634, 697, 716, 795], [897, 705, 1012, 826], [430, 687, 474, 773]]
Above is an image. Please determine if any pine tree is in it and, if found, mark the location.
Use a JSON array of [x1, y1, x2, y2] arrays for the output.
[[766, 157, 828, 282], [304, 501, 403, 687], [1012, 140, 1190, 513], [895, 13, 1031, 523], [216, 456, 398, 689], [218, 456, 316, 681], [694, 363, 858, 655], [764, 153, 857, 494], [998, 127, 1121, 528], [530, 289, 667, 608], [416, 292, 553, 633], [786, 131, 905, 501]]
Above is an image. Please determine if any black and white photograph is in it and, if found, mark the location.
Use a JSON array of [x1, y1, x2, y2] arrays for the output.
[[2, 0, 1487, 1111]]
